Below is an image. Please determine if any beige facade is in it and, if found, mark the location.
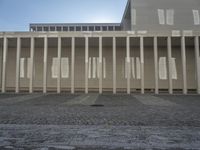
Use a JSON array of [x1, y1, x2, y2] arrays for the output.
[[0, 32, 200, 94]]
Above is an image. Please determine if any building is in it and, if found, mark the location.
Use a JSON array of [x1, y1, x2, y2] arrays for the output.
[[0, 0, 200, 94]]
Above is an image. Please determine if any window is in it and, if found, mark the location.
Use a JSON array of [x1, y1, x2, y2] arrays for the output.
[[102, 26, 107, 31], [63, 26, 68, 31], [44, 27, 49, 31], [56, 26, 62, 31], [158, 9, 174, 25], [193, 10, 200, 25], [108, 26, 114, 31], [37, 26, 43, 31], [76, 26, 81, 31], [20, 58, 25, 78], [89, 26, 94, 31], [166, 9, 174, 25], [88, 57, 106, 79], [131, 9, 136, 25], [50, 26, 55, 31], [69, 26, 75, 31], [51, 57, 70, 78], [95, 26, 101, 31], [82, 26, 88, 31]]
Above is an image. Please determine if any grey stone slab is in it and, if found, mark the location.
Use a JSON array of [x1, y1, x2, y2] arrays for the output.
[[0, 124, 200, 149], [0, 94, 44, 105], [63, 94, 99, 106], [133, 95, 177, 106]]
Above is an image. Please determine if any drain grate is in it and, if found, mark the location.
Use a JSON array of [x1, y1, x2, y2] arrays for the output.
[[90, 104, 104, 107]]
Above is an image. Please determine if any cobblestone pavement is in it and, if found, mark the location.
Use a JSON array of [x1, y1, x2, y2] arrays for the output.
[[0, 93, 200, 149]]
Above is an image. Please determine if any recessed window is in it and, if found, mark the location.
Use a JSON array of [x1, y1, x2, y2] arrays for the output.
[[76, 26, 81, 31], [69, 26, 75, 31], [37, 26, 43, 31], [31, 27, 36, 32], [82, 26, 88, 31], [95, 26, 101, 31], [108, 26, 114, 31], [89, 26, 94, 31], [56, 26, 62, 31], [44, 27, 49, 31], [63, 26, 68, 31], [102, 26, 107, 31], [50, 26, 55, 31]]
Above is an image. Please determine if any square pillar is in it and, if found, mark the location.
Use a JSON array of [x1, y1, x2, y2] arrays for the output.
[[99, 36, 103, 94], [154, 37, 159, 94], [57, 37, 61, 93], [2, 37, 7, 93], [140, 37, 144, 94], [113, 37, 116, 94], [71, 37, 75, 94], [85, 37, 89, 94], [29, 37, 35, 93], [195, 36, 200, 94], [167, 37, 173, 94], [43, 36, 48, 93], [181, 36, 187, 94], [15, 37, 21, 93], [126, 36, 131, 94]]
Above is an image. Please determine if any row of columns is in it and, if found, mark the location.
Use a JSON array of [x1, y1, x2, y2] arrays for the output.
[[1, 36, 200, 94]]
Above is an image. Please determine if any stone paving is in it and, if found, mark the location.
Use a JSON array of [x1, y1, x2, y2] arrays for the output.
[[0, 93, 200, 149]]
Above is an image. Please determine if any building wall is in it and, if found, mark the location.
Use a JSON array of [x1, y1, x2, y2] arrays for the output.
[[1, 37, 198, 93], [129, 0, 200, 32]]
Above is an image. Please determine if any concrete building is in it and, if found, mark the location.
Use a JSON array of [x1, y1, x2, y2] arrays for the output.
[[0, 0, 200, 94]]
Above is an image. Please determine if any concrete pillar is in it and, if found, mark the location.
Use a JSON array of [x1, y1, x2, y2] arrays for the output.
[[2, 37, 7, 93], [85, 37, 89, 94], [195, 36, 200, 94], [140, 37, 144, 94], [154, 37, 159, 94], [43, 36, 48, 93], [29, 37, 34, 93], [113, 37, 116, 94], [71, 37, 75, 94], [99, 36, 103, 94], [167, 37, 173, 94], [126, 36, 131, 94], [181, 36, 187, 94], [15, 37, 21, 93], [57, 37, 61, 93]]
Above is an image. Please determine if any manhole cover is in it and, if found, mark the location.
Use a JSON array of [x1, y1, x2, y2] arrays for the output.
[[90, 104, 104, 107]]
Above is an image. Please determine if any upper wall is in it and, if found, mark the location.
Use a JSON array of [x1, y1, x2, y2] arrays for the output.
[[122, 0, 200, 33]]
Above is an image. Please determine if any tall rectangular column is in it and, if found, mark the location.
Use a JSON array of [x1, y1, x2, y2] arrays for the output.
[[113, 37, 116, 94], [126, 37, 131, 94], [15, 37, 21, 93], [71, 37, 75, 94], [140, 37, 144, 94], [181, 36, 187, 94], [85, 37, 89, 94], [154, 37, 159, 94], [2, 37, 7, 93], [99, 36, 103, 94], [43, 36, 48, 93], [57, 37, 61, 93], [29, 37, 35, 93], [195, 36, 200, 94], [167, 37, 173, 94]]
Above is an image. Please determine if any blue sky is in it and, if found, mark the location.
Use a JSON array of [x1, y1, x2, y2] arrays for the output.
[[0, 0, 127, 31]]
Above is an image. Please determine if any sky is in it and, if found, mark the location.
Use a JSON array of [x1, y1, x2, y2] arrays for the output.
[[0, 0, 127, 31]]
